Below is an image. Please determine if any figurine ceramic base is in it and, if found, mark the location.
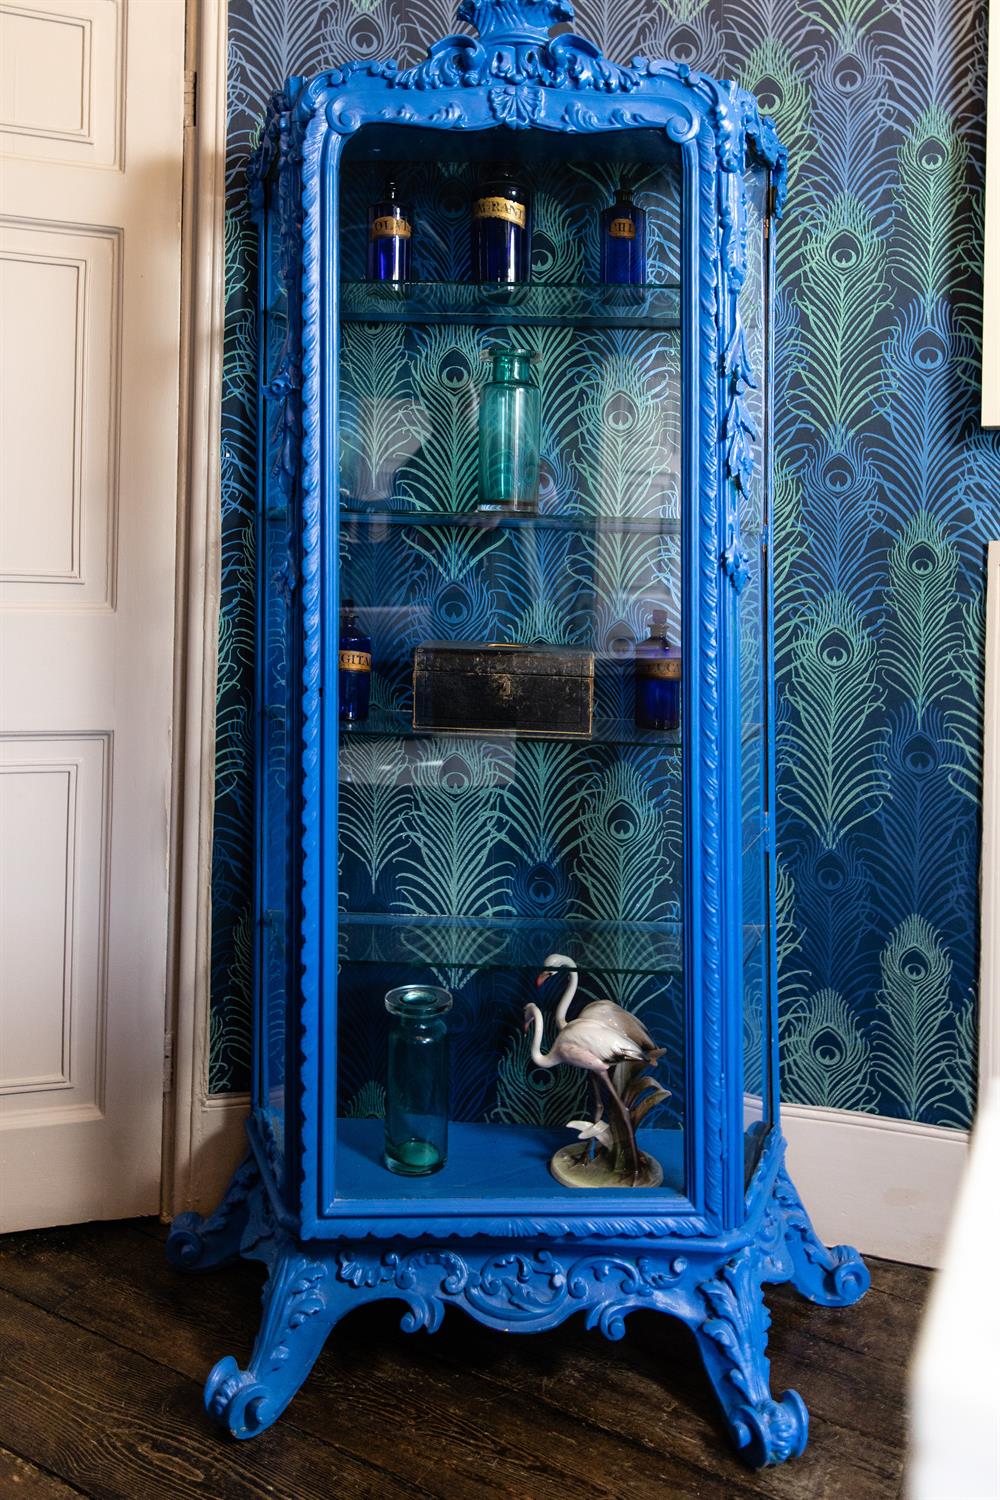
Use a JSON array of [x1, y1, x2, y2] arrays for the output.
[[167, 1134, 869, 1465], [549, 1142, 664, 1189]]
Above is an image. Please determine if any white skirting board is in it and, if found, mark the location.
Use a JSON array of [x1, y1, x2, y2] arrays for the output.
[[175, 1092, 250, 1221], [781, 1103, 967, 1269], [180, 1095, 967, 1270]]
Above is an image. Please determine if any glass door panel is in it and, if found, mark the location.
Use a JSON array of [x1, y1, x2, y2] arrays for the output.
[[333, 129, 687, 1201]]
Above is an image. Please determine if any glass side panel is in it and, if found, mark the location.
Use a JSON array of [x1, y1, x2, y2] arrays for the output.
[[334, 128, 687, 1200], [741, 540, 766, 1160], [741, 159, 773, 1184], [256, 175, 293, 1183]]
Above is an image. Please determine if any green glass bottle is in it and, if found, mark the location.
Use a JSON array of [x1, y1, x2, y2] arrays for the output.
[[384, 985, 452, 1176], [477, 346, 541, 513]]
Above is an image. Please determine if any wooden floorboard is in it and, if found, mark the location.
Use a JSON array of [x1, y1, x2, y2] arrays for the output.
[[0, 1219, 928, 1500], [0, 1444, 88, 1498]]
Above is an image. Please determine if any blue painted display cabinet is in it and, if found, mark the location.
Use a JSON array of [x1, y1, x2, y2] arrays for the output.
[[168, 0, 869, 1465]]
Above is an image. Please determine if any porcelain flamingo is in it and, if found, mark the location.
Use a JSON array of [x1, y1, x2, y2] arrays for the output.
[[536, 952, 663, 1058], [522, 1002, 645, 1183]]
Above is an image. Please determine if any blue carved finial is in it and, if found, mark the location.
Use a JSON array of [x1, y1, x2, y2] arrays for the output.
[[457, 0, 575, 46]]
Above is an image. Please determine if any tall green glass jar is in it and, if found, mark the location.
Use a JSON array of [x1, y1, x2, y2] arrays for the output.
[[477, 347, 541, 513], [384, 985, 453, 1176]]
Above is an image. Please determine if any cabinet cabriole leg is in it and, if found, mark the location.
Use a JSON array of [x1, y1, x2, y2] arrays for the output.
[[692, 1245, 809, 1467], [203, 1242, 341, 1439]]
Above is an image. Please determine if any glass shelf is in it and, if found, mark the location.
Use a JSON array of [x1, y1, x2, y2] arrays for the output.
[[340, 706, 683, 750], [337, 913, 683, 977], [339, 506, 681, 537], [332, 915, 764, 979], [328, 913, 764, 978], [340, 279, 682, 331]]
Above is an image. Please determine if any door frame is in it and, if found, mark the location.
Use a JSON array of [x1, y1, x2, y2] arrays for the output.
[[164, 0, 248, 1219]]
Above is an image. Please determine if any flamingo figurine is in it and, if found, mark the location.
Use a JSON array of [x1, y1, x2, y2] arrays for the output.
[[536, 953, 665, 1127], [536, 952, 664, 1055], [523, 1001, 647, 1184]]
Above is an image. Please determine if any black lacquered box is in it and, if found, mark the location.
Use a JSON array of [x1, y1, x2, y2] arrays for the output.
[[412, 642, 594, 738]]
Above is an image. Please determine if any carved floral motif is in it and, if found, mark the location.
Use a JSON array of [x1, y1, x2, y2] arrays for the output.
[[722, 319, 758, 495], [487, 82, 545, 126], [722, 541, 751, 594]]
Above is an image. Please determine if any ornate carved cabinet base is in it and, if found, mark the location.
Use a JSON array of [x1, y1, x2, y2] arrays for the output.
[[170, 0, 871, 1467], [168, 1137, 867, 1464]]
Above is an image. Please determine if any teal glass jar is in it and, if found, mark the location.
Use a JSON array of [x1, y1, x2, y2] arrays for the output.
[[477, 347, 541, 513], [384, 985, 453, 1175]]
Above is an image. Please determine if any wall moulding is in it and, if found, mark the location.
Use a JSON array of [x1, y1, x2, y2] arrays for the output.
[[163, 0, 229, 1221]]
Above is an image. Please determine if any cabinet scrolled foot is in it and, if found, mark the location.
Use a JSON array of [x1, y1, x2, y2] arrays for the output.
[[201, 1240, 341, 1440], [730, 1389, 809, 1467], [164, 1213, 212, 1270], [772, 1166, 871, 1307], [204, 1355, 273, 1440]]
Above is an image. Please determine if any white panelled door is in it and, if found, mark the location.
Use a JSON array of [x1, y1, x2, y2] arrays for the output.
[[0, 0, 185, 1230]]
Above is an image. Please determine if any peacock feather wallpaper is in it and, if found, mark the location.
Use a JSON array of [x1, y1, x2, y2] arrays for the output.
[[212, 0, 998, 1135]]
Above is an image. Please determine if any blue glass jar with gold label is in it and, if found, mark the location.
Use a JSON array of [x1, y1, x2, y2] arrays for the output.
[[635, 607, 680, 730], [600, 187, 646, 284], [367, 177, 412, 283], [338, 599, 371, 721], [471, 166, 531, 283]]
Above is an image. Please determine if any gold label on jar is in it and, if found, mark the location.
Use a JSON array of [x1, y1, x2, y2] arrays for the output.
[[370, 215, 411, 240], [636, 658, 681, 680], [609, 216, 637, 240], [339, 650, 371, 673], [473, 195, 527, 229]]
